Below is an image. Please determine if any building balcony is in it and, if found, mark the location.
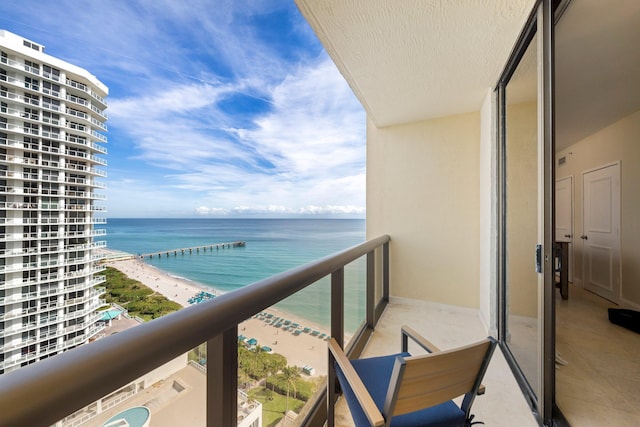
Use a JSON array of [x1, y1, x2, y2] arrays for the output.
[[65, 78, 108, 109], [0, 236, 538, 426]]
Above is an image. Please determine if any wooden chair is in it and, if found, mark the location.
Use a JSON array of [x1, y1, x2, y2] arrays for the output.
[[328, 326, 497, 427]]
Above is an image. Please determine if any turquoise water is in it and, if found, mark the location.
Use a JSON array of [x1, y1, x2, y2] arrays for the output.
[[104, 218, 367, 332]]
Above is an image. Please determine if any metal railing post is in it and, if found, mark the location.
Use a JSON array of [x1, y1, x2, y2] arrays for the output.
[[207, 325, 238, 427], [331, 267, 344, 349], [327, 267, 345, 427], [366, 250, 375, 329], [383, 241, 390, 302]]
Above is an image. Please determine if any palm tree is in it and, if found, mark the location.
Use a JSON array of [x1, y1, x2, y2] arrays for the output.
[[281, 365, 301, 414], [251, 344, 269, 385], [263, 353, 286, 391]]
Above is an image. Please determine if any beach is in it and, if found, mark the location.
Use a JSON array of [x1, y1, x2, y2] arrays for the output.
[[105, 255, 331, 376]]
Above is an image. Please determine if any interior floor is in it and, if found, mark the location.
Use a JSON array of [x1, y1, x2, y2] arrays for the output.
[[556, 284, 640, 426]]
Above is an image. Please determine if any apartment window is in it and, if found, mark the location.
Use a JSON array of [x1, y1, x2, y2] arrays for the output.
[[23, 92, 39, 106], [40, 283, 58, 296], [21, 270, 35, 285], [22, 299, 37, 312], [40, 325, 57, 339], [23, 40, 41, 52], [42, 65, 60, 81], [24, 76, 39, 91], [24, 60, 40, 74], [23, 107, 38, 120], [22, 211, 37, 226], [42, 96, 60, 111], [23, 123, 39, 136], [41, 169, 58, 182], [41, 139, 59, 153], [23, 137, 39, 151], [42, 81, 60, 97], [40, 268, 57, 281], [41, 182, 58, 195], [22, 167, 37, 180], [41, 154, 59, 168], [23, 181, 38, 195], [41, 111, 60, 125], [21, 285, 37, 299], [23, 122, 39, 135], [41, 125, 59, 139], [23, 197, 37, 209]]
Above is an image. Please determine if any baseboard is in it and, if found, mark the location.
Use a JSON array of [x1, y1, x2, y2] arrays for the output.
[[620, 297, 640, 311]]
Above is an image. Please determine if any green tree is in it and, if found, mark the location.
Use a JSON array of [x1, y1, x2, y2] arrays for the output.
[[282, 366, 301, 414], [251, 344, 267, 380], [263, 353, 286, 391]]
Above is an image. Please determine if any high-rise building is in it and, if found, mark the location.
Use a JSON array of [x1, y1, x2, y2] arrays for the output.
[[0, 30, 107, 374]]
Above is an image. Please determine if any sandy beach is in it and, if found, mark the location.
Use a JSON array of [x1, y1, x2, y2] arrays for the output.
[[105, 254, 331, 376]]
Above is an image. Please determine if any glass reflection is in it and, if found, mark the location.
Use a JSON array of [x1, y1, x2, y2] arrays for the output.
[[505, 33, 540, 397]]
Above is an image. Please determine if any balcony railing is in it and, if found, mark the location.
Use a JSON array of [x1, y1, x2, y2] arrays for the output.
[[0, 235, 390, 427]]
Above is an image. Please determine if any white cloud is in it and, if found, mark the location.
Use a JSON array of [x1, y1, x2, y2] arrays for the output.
[[105, 54, 366, 217], [0, 0, 366, 217]]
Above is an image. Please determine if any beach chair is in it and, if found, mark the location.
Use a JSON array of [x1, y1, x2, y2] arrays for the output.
[[327, 326, 497, 427]]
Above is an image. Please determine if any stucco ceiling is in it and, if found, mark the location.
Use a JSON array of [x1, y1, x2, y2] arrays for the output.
[[295, 0, 536, 127], [297, 0, 640, 151]]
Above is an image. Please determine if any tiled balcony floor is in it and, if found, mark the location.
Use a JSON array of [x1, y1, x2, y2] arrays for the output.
[[332, 297, 539, 426]]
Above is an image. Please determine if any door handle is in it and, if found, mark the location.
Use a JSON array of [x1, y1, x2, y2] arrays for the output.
[[580, 235, 588, 240], [564, 234, 571, 238]]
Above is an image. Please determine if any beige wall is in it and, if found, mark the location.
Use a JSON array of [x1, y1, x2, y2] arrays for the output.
[[557, 110, 640, 307], [366, 112, 480, 308], [506, 101, 539, 318]]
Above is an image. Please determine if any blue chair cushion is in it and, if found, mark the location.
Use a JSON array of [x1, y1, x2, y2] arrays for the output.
[[335, 352, 466, 427]]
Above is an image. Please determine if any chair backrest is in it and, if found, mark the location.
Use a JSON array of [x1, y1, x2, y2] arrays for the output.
[[384, 338, 495, 418]]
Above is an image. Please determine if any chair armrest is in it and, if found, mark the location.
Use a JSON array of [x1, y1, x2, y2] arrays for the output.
[[328, 339, 385, 427], [401, 325, 441, 353]]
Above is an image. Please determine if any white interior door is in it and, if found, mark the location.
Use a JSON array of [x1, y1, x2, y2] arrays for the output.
[[582, 163, 620, 303]]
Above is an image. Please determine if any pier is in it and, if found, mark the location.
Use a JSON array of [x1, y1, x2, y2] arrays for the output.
[[141, 241, 246, 259]]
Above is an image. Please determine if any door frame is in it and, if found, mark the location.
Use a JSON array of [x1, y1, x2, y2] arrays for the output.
[[496, 0, 556, 424]]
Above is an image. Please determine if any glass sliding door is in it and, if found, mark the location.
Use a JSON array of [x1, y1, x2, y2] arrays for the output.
[[498, 0, 555, 423]]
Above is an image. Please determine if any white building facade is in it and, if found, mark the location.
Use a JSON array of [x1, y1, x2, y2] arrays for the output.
[[0, 30, 107, 374]]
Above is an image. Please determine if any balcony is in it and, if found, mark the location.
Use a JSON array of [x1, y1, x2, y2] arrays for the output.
[[0, 236, 538, 426]]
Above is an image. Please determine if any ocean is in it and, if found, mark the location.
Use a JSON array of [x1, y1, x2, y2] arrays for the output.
[[104, 218, 367, 333]]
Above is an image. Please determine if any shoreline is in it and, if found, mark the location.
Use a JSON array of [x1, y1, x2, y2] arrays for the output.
[[102, 249, 332, 376]]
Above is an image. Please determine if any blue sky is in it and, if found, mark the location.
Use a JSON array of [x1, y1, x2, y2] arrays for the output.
[[0, 0, 366, 218]]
